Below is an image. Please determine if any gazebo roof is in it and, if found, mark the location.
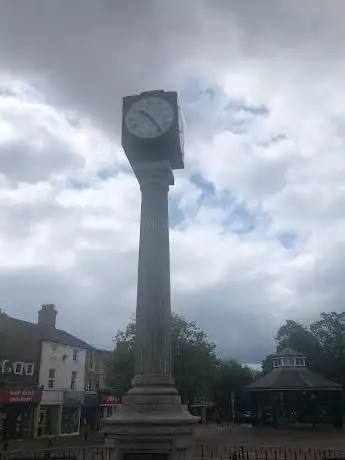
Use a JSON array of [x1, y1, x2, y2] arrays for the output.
[[246, 367, 342, 391], [247, 347, 342, 392], [274, 347, 306, 358]]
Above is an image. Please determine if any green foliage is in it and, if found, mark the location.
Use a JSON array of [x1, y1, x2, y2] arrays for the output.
[[105, 313, 219, 403], [214, 359, 256, 418], [105, 313, 255, 409], [276, 320, 318, 354], [310, 312, 345, 382], [171, 314, 218, 403], [104, 341, 134, 397], [261, 354, 274, 373], [265, 311, 345, 385]]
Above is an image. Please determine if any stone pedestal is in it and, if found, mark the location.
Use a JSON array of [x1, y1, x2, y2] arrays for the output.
[[104, 161, 198, 460]]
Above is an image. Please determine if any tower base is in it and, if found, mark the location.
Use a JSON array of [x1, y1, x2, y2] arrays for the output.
[[103, 382, 199, 460]]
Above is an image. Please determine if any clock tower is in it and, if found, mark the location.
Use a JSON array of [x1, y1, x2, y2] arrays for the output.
[[103, 90, 198, 460], [122, 90, 185, 173]]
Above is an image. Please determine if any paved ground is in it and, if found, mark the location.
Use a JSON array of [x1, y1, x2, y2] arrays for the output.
[[0, 429, 103, 452], [2, 424, 345, 455], [195, 424, 345, 448]]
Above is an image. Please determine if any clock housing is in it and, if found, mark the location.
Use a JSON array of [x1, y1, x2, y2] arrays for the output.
[[122, 90, 184, 170]]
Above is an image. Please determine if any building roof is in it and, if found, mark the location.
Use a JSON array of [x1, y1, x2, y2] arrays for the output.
[[246, 367, 342, 391], [0, 313, 95, 354]]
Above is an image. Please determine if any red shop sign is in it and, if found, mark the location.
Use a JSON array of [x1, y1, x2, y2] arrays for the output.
[[0, 388, 42, 404], [100, 395, 119, 406]]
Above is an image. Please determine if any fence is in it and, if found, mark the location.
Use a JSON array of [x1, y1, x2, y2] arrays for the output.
[[196, 445, 345, 460], [0, 446, 107, 460], [1, 445, 345, 460]]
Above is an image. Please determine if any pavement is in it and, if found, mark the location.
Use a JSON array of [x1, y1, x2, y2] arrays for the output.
[[195, 423, 345, 448], [2, 424, 345, 455], [0, 429, 103, 453]]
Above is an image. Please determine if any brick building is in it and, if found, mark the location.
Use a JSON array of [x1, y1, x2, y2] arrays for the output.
[[0, 305, 99, 440], [0, 309, 42, 440]]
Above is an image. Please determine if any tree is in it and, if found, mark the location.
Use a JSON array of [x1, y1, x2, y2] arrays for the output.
[[261, 320, 320, 373], [171, 314, 218, 403], [105, 313, 218, 404], [213, 359, 256, 420], [259, 319, 321, 373], [310, 312, 345, 356], [105, 341, 134, 397], [310, 312, 345, 384], [262, 312, 345, 386], [276, 320, 320, 355], [261, 354, 274, 374]]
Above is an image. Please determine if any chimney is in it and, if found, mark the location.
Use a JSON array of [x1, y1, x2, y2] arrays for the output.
[[38, 304, 57, 328]]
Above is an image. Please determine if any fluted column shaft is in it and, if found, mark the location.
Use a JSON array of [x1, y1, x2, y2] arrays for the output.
[[132, 161, 174, 386]]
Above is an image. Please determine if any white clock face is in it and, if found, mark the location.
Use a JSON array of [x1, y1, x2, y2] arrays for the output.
[[125, 96, 175, 139]]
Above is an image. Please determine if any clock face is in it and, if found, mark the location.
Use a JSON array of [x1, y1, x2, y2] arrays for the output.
[[125, 96, 175, 139]]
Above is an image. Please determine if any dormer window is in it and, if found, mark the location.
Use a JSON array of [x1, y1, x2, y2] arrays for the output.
[[272, 359, 281, 368], [295, 357, 306, 366], [272, 349, 307, 368]]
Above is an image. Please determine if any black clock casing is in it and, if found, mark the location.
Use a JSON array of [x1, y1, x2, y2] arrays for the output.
[[121, 90, 184, 170]]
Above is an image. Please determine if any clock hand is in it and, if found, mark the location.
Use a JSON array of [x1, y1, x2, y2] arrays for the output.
[[138, 110, 162, 133]]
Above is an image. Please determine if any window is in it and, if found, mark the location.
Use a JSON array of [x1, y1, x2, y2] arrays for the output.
[[273, 359, 281, 368], [26, 363, 34, 375], [70, 371, 77, 390], [86, 380, 95, 393], [48, 368, 55, 389], [296, 358, 305, 366], [89, 352, 94, 370], [15, 362, 23, 375], [282, 358, 289, 366], [72, 350, 79, 361], [288, 358, 295, 366], [62, 354, 68, 361]]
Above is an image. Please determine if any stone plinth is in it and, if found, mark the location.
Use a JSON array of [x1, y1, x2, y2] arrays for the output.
[[103, 161, 198, 460]]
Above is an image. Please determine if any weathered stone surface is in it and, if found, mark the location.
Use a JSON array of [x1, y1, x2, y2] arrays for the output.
[[104, 161, 198, 460]]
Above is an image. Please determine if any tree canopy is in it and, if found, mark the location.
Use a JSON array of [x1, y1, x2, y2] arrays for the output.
[[263, 311, 345, 386], [106, 309, 345, 419], [105, 313, 255, 409]]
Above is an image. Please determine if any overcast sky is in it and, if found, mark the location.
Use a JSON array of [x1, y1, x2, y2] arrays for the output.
[[1, 0, 345, 364]]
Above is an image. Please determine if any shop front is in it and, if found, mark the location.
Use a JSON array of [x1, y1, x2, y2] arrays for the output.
[[100, 394, 120, 419], [38, 390, 63, 437], [0, 387, 42, 441], [81, 393, 99, 431], [61, 391, 84, 435]]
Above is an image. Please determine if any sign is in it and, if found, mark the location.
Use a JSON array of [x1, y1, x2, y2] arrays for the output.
[[63, 391, 84, 405], [100, 394, 119, 406], [83, 393, 98, 406], [0, 388, 42, 404]]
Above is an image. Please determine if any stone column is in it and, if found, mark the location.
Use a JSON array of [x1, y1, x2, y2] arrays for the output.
[[132, 161, 174, 388], [103, 161, 198, 460]]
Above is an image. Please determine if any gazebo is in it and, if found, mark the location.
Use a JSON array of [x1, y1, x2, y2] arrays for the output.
[[246, 348, 343, 427]]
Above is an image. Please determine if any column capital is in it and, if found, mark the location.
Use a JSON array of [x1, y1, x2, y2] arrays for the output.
[[133, 161, 175, 188]]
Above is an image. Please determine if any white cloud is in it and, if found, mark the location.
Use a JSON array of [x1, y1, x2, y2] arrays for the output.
[[0, 1, 345, 363]]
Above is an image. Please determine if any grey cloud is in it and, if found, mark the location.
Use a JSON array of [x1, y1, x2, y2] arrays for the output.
[[0, 141, 84, 182], [0, 251, 138, 349], [1, 0, 345, 364], [0, 0, 203, 133], [174, 282, 277, 363], [2, 0, 344, 134]]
